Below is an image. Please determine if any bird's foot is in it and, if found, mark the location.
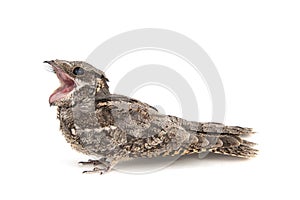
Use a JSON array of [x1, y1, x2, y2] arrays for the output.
[[82, 166, 110, 175], [78, 158, 110, 166], [78, 158, 111, 175]]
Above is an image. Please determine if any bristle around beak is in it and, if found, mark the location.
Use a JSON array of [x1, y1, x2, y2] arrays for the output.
[[44, 60, 56, 73]]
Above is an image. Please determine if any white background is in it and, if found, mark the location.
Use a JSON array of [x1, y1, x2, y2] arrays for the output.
[[0, 0, 299, 199]]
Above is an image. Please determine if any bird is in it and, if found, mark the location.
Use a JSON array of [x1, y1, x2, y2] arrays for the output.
[[46, 59, 257, 174]]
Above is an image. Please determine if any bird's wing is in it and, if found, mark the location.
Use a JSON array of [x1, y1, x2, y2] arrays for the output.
[[95, 94, 207, 157], [95, 94, 167, 138]]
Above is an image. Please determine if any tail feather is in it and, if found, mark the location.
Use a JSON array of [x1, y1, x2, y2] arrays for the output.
[[201, 122, 254, 135], [183, 121, 258, 158], [210, 143, 258, 158], [241, 139, 257, 147]]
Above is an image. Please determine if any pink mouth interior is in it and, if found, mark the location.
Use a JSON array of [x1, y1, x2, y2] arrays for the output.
[[49, 67, 75, 104]]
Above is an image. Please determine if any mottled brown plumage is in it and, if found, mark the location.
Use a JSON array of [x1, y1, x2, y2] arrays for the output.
[[46, 59, 257, 174]]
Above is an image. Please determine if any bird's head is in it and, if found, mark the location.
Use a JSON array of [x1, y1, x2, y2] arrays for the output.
[[45, 59, 110, 107]]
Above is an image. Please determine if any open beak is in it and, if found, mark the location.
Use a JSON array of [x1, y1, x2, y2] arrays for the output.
[[45, 60, 75, 105]]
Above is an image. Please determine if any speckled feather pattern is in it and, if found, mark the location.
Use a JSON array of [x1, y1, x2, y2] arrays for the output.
[[47, 60, 257, 174]]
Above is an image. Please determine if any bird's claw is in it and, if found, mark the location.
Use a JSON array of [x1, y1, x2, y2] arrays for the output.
[[82, 166, 109, 175], [78, 158, 110, 166], [78, 159, 102, 166], [79, 158, 111, 175]]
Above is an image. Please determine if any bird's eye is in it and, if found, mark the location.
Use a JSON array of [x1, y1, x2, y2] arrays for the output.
[[73, 67, 85, 75]]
